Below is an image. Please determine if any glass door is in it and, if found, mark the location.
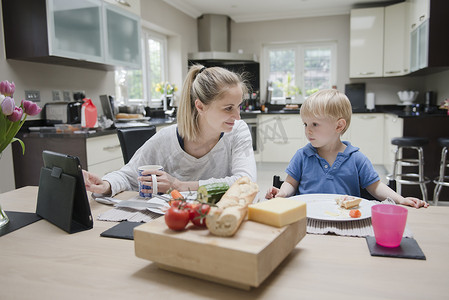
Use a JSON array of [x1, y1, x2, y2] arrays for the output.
[[104, 3, 141, 69], [47, 0, 104, 63]]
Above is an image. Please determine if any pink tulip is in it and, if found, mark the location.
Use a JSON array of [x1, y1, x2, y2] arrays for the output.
[[21, 100, 42, 116], [7, 106, 23, 122], [1, 96, 15, 115], [0, 80, 15, 96]]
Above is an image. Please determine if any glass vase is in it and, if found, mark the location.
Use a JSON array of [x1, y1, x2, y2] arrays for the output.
[[0, 204, 9, 228]]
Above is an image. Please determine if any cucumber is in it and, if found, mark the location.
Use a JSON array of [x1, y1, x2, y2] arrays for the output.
[[197, 183, 229, 204]]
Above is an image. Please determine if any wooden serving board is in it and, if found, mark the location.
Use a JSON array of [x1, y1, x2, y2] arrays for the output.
[[134, 217, 307, 290]]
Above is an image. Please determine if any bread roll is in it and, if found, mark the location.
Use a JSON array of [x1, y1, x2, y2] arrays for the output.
[[206, 177, 259, 237]]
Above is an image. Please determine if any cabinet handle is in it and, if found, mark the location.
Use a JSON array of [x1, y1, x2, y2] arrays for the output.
[[360, 115, 376, 120], [411, 23, 416, 29], [115, 0, 131, 7], [419, 15, 425, 22], [103, 144, 121, 151], [385, 70, 401, 74], [273, 140, 288, 144], [358, 72, 375, 75]]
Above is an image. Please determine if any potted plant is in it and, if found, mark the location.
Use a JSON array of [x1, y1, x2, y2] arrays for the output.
[[276, 73, 301, 103]]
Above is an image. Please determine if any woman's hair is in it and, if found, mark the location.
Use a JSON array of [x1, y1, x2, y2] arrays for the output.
[[300, 89, 352, 134], [177, 64, 248, 141]]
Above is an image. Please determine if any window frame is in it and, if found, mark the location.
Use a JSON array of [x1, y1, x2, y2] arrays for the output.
[[116, 27, 168, 107], [262, 41, 337, 104]]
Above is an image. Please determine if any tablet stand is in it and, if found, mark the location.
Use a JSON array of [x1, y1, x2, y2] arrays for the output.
[[36, 165, 91, 233]]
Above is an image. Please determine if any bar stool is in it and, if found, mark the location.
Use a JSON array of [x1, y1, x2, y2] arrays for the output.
[[386, 137, 430, 202], [433, 138, 449, 205]]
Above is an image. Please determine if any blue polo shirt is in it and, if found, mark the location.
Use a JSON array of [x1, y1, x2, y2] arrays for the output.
[[286, 141, 380, 196]]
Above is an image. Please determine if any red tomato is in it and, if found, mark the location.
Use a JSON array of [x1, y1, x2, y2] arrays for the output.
[[190, 203, 210, 227], [349, 209, 361, 218], [164, 206, 190, 231]]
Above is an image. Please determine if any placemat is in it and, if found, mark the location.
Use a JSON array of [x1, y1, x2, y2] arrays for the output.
[[100, 221, 143, 240], [365, 236, 426, 260], [97, 207, 161, 222], [0, 211, 43, 237], [306, 198, 413, 238]]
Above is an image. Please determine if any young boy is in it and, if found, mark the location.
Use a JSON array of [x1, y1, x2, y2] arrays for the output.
[[266, 89, 428, 208]]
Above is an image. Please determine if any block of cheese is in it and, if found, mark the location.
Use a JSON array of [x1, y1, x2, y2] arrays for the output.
[[248, 198, 306, 228]]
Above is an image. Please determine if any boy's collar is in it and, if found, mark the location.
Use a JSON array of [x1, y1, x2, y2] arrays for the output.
[[304, 141, 359, 157]]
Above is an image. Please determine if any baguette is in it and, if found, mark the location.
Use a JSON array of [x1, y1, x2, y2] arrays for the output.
[[335, 195, 361, 209], [206, 177, 259, 237]]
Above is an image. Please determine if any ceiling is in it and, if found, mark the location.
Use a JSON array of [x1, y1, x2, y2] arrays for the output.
[[162, 0, 396, 23]]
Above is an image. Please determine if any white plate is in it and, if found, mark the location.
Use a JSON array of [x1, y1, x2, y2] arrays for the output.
[[290, 193, 375, 221], [146, 191, 197, 215]]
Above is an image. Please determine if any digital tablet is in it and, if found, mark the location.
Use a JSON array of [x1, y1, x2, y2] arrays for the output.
[[36, 150, 93, 233]]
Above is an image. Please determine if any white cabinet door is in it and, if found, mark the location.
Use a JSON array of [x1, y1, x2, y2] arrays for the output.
[[48, 0, 104, 63], [383, 114, 404, 174], [104, 3, 141, 69], [349, 114, 384, 164], [384, 2, 410, 76], [350, 7, 384, 78], [408, 0, 430, 32], [258, 115, 305, 163]]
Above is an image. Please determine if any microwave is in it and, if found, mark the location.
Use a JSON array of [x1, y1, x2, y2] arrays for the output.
[[44, 102, 82, 125]]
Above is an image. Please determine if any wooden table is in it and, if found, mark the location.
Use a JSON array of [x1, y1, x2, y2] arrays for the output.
[[1, 187, 448, 299]]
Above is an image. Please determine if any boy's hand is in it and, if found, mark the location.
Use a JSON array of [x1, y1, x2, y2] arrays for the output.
[[265, 187, 280, 199], [399, 197, 429, 208]]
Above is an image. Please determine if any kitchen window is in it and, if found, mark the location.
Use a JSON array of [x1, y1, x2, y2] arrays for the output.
[[115, 28, 167, 107], [263, 42, 336, 103]]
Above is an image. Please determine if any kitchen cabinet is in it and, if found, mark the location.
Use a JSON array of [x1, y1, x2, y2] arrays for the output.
[[383, 114, 404, 173], [2, 0, 141, 70], [408, 0, 449, 73], [104, 0, 140, 16], [383, 2, 410, 77], [12, 132, 124, 188], [258, 114, 305, 163], [86, 134, 123, 176], [104, 3, 141, 68], [344, 114, 385, 165], [349, 7, 384, 78], [408, 0, 430, 32]]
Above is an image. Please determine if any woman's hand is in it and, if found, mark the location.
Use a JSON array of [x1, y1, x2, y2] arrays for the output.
[[82, 170, 111, 194], [138, 169, 180, 193], [398, 197, 429, 208]]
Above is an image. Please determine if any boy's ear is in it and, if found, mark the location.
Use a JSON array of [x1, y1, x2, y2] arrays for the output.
[[336, 118, 347, 133]]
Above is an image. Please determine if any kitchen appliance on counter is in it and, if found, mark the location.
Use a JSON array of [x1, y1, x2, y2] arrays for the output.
[[345, 83, 366, 112], [44, 102, 82, 125]]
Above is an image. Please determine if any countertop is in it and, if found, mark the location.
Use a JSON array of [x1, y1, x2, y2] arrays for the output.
[[21, 117, 176, 138], [240, 105, 448, 118]]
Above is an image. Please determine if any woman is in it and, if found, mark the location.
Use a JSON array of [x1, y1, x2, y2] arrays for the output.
[[83, 65, 256, 196]]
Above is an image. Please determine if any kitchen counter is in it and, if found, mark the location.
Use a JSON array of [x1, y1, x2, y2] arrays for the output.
[[21, 117, 176, 139], [240, 105, 448, 118]]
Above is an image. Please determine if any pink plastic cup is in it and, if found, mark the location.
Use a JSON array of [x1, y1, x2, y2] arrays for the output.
[[371, 204, 408, 248]]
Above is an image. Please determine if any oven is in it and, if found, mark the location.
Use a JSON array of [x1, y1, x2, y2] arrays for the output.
[[243, 116, 258, 153]]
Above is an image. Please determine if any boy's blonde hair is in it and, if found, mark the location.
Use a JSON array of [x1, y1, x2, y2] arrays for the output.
[[177, 65, 248, 141], [300, 89, 352, 134]]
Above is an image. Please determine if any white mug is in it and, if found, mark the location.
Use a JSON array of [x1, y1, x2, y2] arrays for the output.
[[138, 165, 164, 198]]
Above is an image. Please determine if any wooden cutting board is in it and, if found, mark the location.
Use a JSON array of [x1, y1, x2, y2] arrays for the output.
[[134, 217, 307, 290]]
